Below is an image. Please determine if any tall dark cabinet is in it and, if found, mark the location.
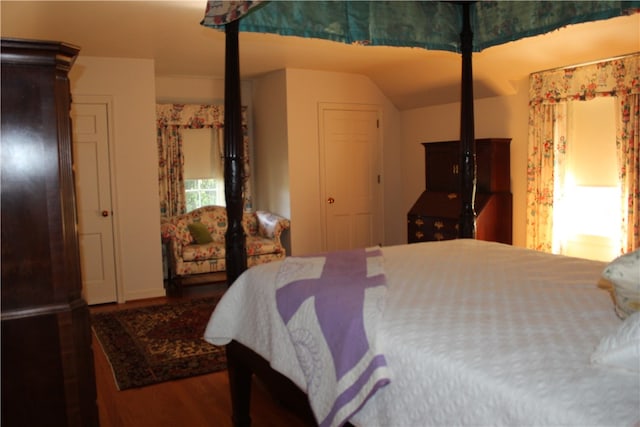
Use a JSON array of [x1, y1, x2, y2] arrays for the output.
[[1, 39, 99, 426], [408, 138, 512, 244]]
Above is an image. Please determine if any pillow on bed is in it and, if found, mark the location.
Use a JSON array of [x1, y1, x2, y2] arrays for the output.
[[591, 311, 640, 373], [601, 249, 640, 319], [187, 221, 213, 244]]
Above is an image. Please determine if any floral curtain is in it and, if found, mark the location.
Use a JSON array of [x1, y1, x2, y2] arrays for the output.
[[526, 103, 568, 253], [157, 121, 186, 218], [527, 53, 640, 253], [156, 104, 252, 219], [615, 93, 639, 252]]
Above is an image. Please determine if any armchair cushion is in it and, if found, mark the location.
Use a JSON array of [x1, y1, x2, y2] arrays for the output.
[[188, 222, 213, 244], [256, 210, 286, 238], [183, 242, 225, 262], [246, 236, 282, 257]]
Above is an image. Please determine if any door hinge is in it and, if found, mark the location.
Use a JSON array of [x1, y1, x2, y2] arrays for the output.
[[377, 174, 381, 183], [376, 119, 379, 128]]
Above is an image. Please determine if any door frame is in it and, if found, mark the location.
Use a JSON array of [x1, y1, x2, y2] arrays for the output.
[[317, 102, 384, 251], [72, 95, 124, 303]]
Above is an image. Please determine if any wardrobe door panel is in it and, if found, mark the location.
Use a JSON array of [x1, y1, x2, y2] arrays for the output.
[[1, 38, 99, 427]]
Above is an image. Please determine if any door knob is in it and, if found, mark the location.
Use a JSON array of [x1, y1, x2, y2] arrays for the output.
[[102, 210, 109, 217], [327, 197, 335, 204]]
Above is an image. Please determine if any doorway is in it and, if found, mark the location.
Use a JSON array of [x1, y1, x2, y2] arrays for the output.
[[318, 103, 383, 251], [71, 97, 119, 304]]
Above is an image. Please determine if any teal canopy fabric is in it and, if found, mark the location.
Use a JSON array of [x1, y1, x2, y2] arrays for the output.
[[202, 1, 640, 53]]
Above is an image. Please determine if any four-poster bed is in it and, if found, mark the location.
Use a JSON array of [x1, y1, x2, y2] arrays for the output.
[[201, 1, 640, 426]]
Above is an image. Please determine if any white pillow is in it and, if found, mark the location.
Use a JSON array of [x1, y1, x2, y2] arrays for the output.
[[591, 311, 640, 373], [602, 249, 640, 319]]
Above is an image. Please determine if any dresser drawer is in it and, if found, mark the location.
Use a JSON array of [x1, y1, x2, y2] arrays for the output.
[[408, 214, 459, 243]]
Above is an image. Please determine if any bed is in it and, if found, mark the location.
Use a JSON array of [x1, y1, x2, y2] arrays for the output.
[[205, 239, 640, 426], [199, 1, 640, 426]]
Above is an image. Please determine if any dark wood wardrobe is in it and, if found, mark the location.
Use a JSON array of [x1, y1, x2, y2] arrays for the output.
[[408, 138, 512, 244], [1, 38, 99, 426]]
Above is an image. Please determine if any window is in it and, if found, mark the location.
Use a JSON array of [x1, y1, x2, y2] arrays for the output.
[[182, 128, 225, 211], [554, 97, 620, 261], [185, 179, 223, 212]]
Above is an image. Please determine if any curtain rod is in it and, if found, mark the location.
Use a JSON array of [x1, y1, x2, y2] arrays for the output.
[[534, 51, 639, 75]]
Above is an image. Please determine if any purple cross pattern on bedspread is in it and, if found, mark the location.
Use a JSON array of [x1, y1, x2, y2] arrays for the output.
[[275, 248, 386, 379]]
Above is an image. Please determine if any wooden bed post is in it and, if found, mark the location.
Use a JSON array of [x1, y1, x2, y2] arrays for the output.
[[224, 19, 248, 286], [227, 341, 253, 427], [224, 19, 253, 427], [459, 1, 477, 239]]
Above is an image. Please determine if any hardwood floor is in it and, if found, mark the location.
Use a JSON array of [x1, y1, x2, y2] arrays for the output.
[[90, 283, 310, 427]]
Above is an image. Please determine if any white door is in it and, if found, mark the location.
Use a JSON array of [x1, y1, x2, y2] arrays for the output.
[[71, 102, 118, 304], [320, 105, 382, 251]]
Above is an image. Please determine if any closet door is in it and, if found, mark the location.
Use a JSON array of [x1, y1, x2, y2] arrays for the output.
[[320, 104, 382, 251], [72, 100, 118, 305]]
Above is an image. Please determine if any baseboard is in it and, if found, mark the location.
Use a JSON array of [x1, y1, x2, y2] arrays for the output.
[[124, 288, 167, 302]]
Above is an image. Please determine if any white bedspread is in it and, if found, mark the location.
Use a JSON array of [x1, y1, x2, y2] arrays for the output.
[[205, 239, 640, 426], [275, 247, 390, 427]]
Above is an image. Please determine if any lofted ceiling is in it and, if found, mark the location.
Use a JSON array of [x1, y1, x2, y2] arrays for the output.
[[1, 1, 639, 110]]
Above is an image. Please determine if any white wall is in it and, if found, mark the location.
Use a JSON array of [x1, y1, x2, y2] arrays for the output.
[[266, 68, 402, 255], [252, 70, 290, 217], [251, 71, 291, 254], [155, 75, 253, 106], [401, 78, 530, 247], [70, 56, 164, 301]]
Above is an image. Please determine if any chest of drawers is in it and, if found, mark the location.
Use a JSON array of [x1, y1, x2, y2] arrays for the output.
[[408, 138, 512, 244]]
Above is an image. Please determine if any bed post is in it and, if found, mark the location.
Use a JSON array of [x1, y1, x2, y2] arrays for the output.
[[459, 1, 477, 239], [224, 19, 248, 286], [224, 18, 253, 427], [227, 341, 253, 427]]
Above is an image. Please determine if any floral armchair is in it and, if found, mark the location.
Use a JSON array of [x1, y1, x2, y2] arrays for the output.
[[161, 205, 290, 291]]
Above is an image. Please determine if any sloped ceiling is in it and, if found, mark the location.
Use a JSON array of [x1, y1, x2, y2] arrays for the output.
[[1, 1, 638, 110]]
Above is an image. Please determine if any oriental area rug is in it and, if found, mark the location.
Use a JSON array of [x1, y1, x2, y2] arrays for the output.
[[91, 295, 226, 390]]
